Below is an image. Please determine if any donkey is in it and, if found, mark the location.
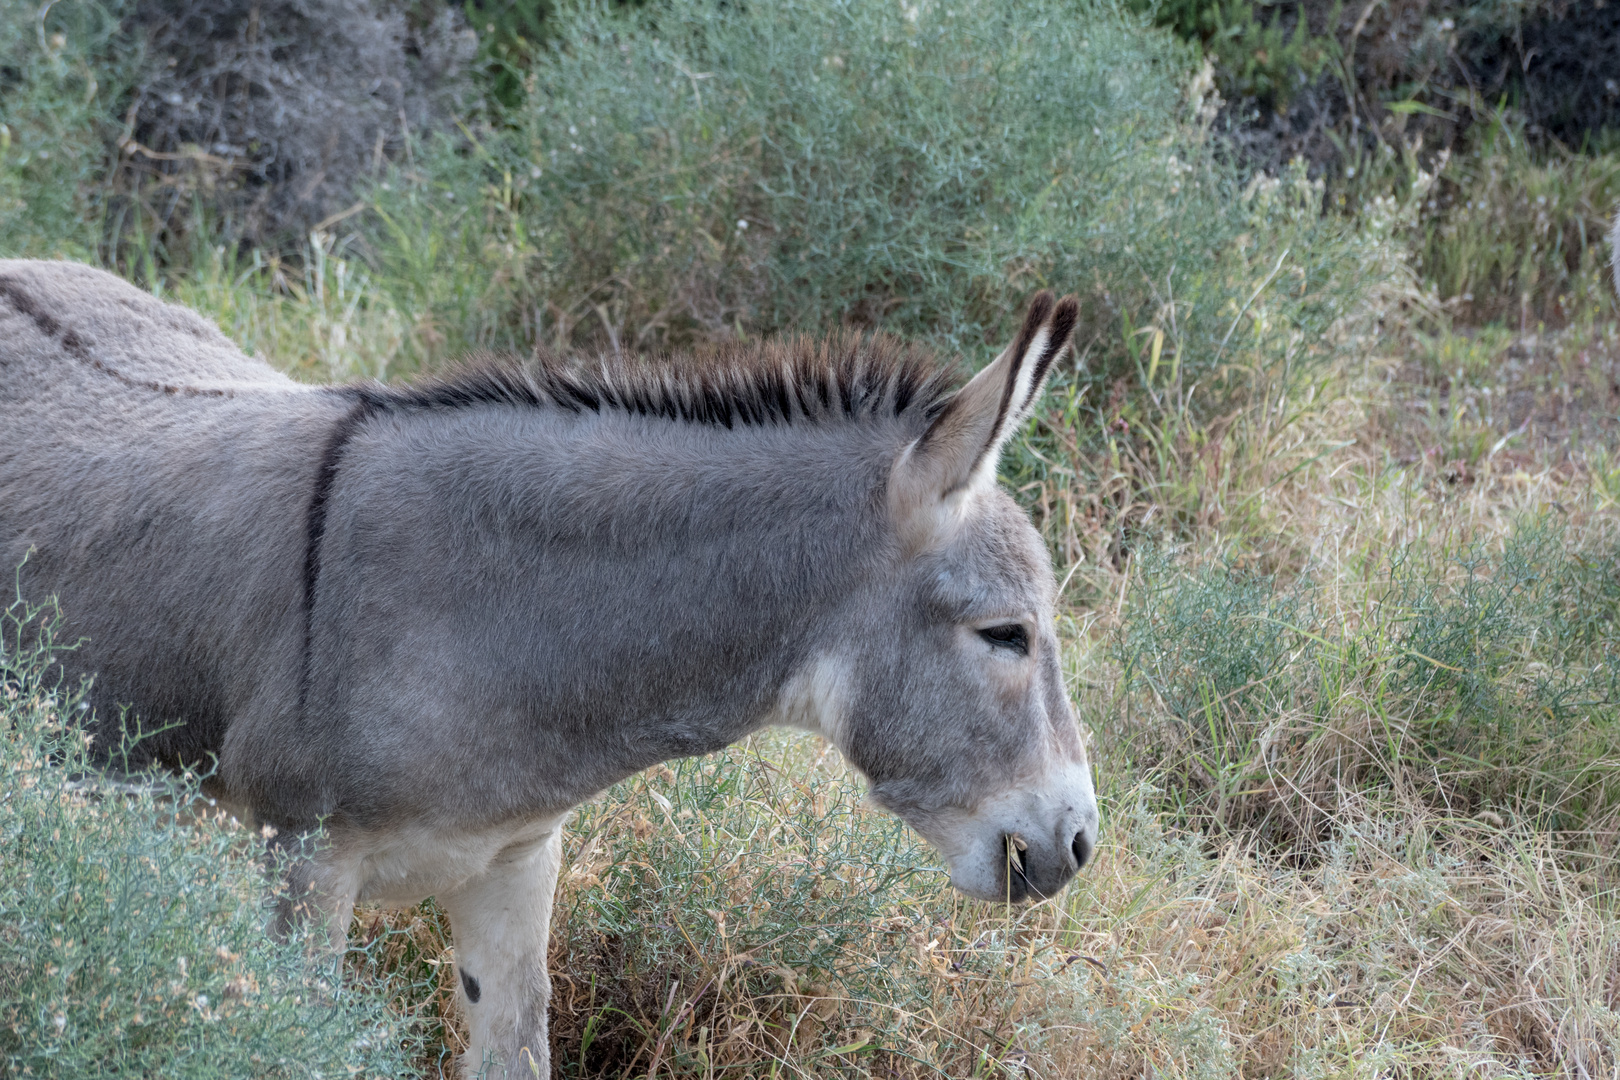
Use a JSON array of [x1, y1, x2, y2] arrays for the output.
[[0, 259, 1098, 1077], [1611, 208, 1619, 299]]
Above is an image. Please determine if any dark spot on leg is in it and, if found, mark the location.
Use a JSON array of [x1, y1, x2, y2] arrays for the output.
[[461, 969, 481, 1004]]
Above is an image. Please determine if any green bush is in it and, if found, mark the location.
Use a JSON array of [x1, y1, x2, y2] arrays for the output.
[[0, 0, 132, 260], [361, 0, 1377, 381], [0, 596, 420, 1078], [1130, 0, 1343, 103]]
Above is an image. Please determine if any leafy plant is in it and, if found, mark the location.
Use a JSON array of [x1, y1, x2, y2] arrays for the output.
[[1133, 0, 1344, 104]]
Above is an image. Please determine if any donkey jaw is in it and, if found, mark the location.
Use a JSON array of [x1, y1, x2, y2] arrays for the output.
[[766, 652, 854, 752], [917, 761, 1099, 903]]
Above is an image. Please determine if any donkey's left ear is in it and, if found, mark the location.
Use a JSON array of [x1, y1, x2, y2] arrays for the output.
[[890, 290, 1079, 545]]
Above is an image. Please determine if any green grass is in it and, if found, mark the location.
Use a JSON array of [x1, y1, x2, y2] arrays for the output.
[[1421, 113, 1620, 326], [1113, 520, 1620, 846]]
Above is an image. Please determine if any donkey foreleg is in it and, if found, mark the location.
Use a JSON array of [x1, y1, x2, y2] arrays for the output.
[[441, 827, 562, 1079]]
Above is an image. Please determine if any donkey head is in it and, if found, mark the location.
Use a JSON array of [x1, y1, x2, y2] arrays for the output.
[[785, 292, 1098, 902]]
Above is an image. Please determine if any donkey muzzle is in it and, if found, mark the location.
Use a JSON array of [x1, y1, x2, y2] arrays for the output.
[[923, 761, 1099, 903], [998, 816, 1095, 902]]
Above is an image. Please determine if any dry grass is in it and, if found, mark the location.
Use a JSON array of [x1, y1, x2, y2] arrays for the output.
[[158, 237, 411, 384], [355, 736, 1620, 1078]]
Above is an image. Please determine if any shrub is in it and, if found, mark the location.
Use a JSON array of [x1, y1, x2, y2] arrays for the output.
[[0, 0, 133, 260], [0, 595, 421, 1078], [360, 0, 1376, 376]]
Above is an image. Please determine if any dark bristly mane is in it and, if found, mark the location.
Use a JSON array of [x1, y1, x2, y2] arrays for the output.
[[361, 333, 958, 430]]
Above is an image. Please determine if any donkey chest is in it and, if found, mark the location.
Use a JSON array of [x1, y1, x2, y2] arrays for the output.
[[343, 813, 567, 907]]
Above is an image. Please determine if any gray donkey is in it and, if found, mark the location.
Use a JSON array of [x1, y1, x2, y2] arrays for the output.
[[1611, 209, 1619, 299], [0, 259, 1098, 1077]]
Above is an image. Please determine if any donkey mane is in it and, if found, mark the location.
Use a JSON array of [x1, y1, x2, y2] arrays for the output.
[[357, 333, 958, 430]]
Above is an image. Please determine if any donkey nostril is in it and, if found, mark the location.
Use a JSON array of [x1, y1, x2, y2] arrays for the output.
[[1072, 830, 1093, 871]]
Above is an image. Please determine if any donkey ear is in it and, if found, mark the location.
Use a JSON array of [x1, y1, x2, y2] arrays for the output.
[[890, 290, 1079, 545]]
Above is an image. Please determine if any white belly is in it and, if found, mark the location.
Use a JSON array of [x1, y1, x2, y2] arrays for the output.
[[344, 813, 568, 907]]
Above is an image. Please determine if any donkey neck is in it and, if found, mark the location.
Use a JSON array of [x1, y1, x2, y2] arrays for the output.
[[319, 402, 911, 821]]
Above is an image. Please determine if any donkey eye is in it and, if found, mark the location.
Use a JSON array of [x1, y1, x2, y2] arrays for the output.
[[979, 624, 1029, 654]]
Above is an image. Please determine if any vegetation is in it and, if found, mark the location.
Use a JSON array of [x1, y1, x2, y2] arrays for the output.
[[1420, 112, 1620, 325], [0, 597, 424, 1077], [1131, 0, 1620, 323], [1116, 522, 1620, 845], [2, 0, 1619, 1076], [0, 0, 132, 260]]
